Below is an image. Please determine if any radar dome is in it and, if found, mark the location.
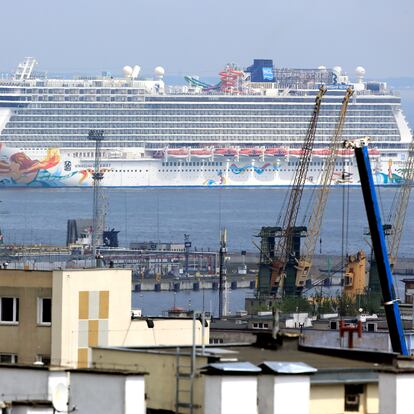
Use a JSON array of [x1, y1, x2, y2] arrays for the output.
[[123, 65, 133, 77], [318, 65, 327, 71], [332, 66, 342, 75], [355, 66, 366, 77], [154, 66, 165, 79]]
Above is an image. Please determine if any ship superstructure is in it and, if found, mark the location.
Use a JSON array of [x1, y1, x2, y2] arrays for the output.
[[0, 58, 410, 187]]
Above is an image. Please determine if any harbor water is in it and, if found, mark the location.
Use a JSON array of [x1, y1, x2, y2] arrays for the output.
[[1, 186, 414, 315]]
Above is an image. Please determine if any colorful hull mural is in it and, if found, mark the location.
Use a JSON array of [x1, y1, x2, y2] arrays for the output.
[[0, 145, 93, 187], [0, 145, 404, 188]]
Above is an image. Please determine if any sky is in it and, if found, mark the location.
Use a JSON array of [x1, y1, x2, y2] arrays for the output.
[[0, 0, 413, 79]]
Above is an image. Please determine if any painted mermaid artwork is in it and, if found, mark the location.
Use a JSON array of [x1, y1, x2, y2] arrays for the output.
[[0, 147, 85, 187], [0, 148, 61, 185]]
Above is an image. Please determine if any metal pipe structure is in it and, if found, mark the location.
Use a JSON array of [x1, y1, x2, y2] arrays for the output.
[[345, 138, 408, 355]]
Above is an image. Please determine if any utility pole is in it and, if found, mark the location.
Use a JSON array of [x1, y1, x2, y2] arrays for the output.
[[88, 130, 105, 262], [218, 228, 227, 319]]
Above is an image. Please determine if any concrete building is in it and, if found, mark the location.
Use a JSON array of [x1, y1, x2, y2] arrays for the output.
[[0, 363, 145, 413], [0, 268, 209, 368]]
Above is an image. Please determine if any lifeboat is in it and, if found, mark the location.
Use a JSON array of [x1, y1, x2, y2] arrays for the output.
[[289, 149, 305, 157], [265, 147, 287, 157], [239, 148, 262, 157], [166, 148, 189, 158], [190, 148, 213, 158], [369, 148, 381, 157], [337, 149, 354, 157], [313, 149, 332, 157], [214, 148, 238, 157]]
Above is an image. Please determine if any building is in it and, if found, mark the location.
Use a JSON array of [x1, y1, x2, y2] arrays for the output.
[[90, 335, 397, 414], [0, 364, 145, 413], [0, 268, 209, 368]]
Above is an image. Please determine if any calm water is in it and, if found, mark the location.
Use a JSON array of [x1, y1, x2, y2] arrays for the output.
[[131, 289, 251, 316], [0, 186, 413, 256]]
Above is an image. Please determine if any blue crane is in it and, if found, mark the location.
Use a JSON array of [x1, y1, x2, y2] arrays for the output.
[[344, 138, 408, 355]]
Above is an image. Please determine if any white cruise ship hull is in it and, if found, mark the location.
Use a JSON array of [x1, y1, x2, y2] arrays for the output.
[[0, 145, 405, 187]]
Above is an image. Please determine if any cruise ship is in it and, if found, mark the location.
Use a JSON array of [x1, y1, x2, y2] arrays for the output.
[[0, 57, 410, 187]]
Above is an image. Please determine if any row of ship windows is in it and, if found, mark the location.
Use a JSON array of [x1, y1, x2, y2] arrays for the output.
[[162, 161, 223, 167], [6, 122, 398, 129], [24, 88, 143, 95], [2, 136, 402, 145], [2, 128, 400, 136], [24, 103, 396, 112], [13, 115, 396, 122], [110, 167, 352, 174], [25, 96, 144, 102]]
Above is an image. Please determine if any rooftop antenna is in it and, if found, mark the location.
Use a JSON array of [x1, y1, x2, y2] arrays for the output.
[[88, 130, 106, 263]]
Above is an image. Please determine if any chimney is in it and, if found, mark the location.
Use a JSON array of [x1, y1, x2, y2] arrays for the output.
[[202, 362, 261, 414], [258, 361, 317, 414]]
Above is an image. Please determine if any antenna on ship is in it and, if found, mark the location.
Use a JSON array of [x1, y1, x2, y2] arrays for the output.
[[88, 129, 106, 265]]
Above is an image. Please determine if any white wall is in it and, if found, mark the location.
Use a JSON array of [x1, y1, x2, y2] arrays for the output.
[[379, 372, 414, 414], [0, 367, 49, 401], [204, 376, 257, 414], [70, 372, 145, 414], [0, 367, 145, 414]]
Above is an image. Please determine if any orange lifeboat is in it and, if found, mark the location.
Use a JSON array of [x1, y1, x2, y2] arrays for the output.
[[289, 149, 305, 157], [313, 149, 332, 157], [239, 148, 262, 157], [265, 147, 287, 157], [190, 148, 213, 158], [167, 148, 189, 158], [337, 149, 354, 157], [214, 148, 238, 157], [369, 148, 381, 157]]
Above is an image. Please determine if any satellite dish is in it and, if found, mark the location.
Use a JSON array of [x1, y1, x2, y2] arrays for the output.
[[52, 383, 69, 413]]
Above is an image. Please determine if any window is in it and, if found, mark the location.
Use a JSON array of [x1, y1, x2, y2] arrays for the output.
[[37, 298, 52, 325], [0, 354, 18, 363], [344, 384, 364, 412], [0, 297, 19, 324], [36, 355, 51, 366]]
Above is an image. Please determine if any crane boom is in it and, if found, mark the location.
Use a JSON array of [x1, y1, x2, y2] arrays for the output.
[[270, 85, 327, 293], [388, 136, 414, 264], [295, 86, 354, 290], [345, 137, 408, 355]]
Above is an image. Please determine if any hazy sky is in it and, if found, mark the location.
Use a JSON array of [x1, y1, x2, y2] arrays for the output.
[[1, 0, 413, 79]]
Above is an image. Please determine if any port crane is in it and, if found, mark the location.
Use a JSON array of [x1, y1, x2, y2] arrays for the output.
[[345, 138, 408, 355], [368, 135, 414, 294], [294, 86, 354, 294], [259, 85, 327, 296]]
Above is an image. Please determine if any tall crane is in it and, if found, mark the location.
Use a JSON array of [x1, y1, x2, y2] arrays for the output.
[[368, 135, 414, 294], [267, 85, 327, 295], [295, 87, 354, 292], [344, 138, 408, 355]]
